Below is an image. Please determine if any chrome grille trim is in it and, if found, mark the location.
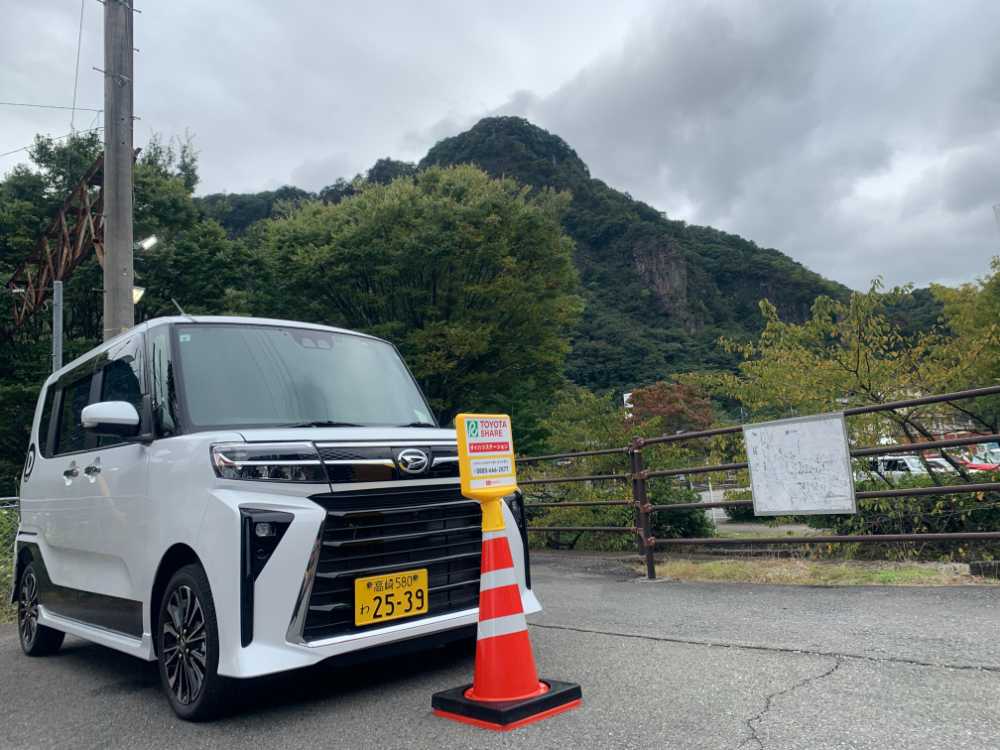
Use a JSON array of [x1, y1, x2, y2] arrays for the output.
[[302, 485, 482, 641]]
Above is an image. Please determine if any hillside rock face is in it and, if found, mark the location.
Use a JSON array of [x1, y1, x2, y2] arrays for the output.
[[631, 235, 694, 332], [421, 117, 847, 389]]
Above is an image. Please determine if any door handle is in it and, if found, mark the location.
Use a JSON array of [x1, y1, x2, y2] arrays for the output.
[[84, 464, 101, 476], [63, 466, 79, 479]]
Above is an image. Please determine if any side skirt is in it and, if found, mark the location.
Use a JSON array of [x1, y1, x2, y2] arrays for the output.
[[37, 607, 155, 661]]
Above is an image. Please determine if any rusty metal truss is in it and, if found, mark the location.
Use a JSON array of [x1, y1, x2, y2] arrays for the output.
[[5, 153, 106, 330]]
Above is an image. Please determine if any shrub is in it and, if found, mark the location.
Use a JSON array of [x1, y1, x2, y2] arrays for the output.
[[525, 478, 712, 552], [723, 488, 760, 522], [807, 472, 1000, 560]]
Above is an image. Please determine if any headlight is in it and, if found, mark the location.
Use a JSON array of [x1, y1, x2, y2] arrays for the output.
[[211, 442, 327, 483]]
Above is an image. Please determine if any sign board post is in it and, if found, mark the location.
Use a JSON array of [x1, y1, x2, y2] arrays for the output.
[[432, 412, 582, 731], [743, 412, 857, 516]]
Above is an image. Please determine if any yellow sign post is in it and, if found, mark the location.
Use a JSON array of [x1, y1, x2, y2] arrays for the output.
[[455, 413, 518, 531], [432, 412, 582, 731]]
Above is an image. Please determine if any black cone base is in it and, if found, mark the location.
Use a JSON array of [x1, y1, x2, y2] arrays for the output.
[[432, 679, 582, 731]]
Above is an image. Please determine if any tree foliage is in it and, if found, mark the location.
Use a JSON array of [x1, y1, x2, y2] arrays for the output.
[[0, 132, 237, 492], [421, 116, 849, 390], [521, 385, 714, 550], [686, 277, 1000, 554], [244, 164, 583, 449], [629, 381, 714, 433]]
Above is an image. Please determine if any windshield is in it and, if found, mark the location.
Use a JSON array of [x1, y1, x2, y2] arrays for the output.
[[173, 323, 435, 429]]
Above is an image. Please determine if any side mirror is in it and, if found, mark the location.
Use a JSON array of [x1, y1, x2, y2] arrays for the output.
[[81, 401, 141, 438]]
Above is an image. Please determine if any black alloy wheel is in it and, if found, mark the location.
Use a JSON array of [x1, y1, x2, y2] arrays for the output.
[[17, 562, 64, 656], [157, 564, 229, 720], [18, 570, 38, 646], [162, 584, 208, 705]]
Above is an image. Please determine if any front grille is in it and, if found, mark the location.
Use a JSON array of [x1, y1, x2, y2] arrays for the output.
[[303, 484, 482, 641], [315, 444, 460, 483]]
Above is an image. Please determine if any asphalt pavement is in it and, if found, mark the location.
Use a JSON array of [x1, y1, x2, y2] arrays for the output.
[[2, 552, 1000, 749]]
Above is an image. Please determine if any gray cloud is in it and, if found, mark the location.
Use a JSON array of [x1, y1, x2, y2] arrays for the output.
[[472, 2, 1000, 289], [2, 0, 998, 288]]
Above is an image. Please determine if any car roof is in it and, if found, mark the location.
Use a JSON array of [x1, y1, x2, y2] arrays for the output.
[[44, 315, 379, 387]]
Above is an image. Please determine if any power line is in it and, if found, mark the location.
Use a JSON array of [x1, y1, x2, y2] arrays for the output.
[[70, 0, 87, 131], [0, 126, 103, 160], [0, 101, 101, 113]]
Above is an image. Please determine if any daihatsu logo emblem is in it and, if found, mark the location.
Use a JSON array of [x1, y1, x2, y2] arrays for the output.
[[396, 448, 430, 475]]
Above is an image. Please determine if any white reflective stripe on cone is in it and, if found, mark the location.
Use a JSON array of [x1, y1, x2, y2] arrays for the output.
[[482, 530, 507, 541], [477, 612, 528, 641], [479, 568, 518, 592]]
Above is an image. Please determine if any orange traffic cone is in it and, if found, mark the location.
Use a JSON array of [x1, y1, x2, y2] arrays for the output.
[[431, 526, 582, 731]]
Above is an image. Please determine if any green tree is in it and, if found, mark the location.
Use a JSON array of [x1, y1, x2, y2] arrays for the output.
[[686, 280, 1000, 554], [932, 257, 1000, 433], [366, 158, 416, 185], [521, 385, 714, 550], [248, 165, 583, 450], [0, 131, 230, 492], [689, 282, 981, 460]]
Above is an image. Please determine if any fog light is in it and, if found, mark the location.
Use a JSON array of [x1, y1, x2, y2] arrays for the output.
[[255, 522, 276, 538]]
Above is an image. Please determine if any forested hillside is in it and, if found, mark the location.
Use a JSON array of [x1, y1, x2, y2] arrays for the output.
[[2, 118, 953, 493], [419, 118, 850, 387], [202, 117, 851, 388]]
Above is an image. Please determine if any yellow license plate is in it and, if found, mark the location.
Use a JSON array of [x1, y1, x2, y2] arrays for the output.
[[354, 568, 429, 626]]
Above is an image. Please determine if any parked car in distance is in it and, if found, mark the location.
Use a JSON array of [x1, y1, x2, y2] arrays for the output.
[[858, 455, 929, 480], [14, 316, 537, 720], [924, 457, 958, 474]]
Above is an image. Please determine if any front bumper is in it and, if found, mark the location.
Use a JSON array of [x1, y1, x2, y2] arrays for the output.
[[204, 486, 539, 679]]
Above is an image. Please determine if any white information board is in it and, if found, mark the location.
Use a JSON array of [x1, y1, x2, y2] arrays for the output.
[[743, 412, 856, 516]]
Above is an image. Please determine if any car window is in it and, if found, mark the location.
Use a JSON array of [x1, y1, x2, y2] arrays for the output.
[[97, 335, 144, 448], [37, 385, 57, 458], [149, 328, 179, 437], [55, 373, 94, 455], [174, 324, 433, 429]]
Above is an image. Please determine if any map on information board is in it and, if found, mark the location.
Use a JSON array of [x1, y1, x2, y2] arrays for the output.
[[743, 412, 856, 516]]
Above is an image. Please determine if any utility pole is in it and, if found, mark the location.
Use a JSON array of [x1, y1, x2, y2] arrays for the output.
[[102, 0, 134, 341], [52, 281, 63, 372]]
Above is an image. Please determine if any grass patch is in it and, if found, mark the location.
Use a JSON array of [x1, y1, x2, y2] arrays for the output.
[[0, 563, 13, 623], [650, 558, 997, 587], [713, 528, 817, 540]]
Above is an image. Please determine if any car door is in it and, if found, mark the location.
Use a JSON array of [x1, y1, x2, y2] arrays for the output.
[[29, 358, 100, 606], [33, 336, 148, 637], [71, 333, 149, 636], [17, 379, 62, 545]]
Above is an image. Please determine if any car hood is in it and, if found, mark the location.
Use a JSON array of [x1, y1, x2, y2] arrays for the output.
[[236, 426, 457, 444]]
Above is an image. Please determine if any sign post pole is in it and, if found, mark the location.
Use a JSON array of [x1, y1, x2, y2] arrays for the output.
[[431, 413, 582, 731]]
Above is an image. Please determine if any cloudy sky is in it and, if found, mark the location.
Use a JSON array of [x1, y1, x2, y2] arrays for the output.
[[2, 1, 999, 289]]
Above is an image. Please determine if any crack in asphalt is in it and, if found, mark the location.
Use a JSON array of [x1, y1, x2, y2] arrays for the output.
[[736, 657, 842, 750], [529, 622, 1000, 674]]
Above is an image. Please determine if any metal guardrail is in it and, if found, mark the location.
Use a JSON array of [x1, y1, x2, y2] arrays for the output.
[[519, 384, 1000, 580]]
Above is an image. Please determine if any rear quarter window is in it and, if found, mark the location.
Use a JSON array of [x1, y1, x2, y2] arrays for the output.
[[37, 386, 57, 458]]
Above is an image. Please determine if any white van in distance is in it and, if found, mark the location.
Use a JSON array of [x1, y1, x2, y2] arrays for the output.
[[14, 316, 537, 720]]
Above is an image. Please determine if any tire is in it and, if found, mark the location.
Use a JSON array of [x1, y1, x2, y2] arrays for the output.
[[17, 562, 65, 656], [156, 563, 230, 721]]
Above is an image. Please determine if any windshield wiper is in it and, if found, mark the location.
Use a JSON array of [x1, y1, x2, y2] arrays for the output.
[[280, 420, 363, 428], [398, 421, 439, 428]]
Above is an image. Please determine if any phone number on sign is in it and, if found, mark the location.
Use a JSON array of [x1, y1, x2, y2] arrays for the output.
[[471, 458, 512, 477]]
